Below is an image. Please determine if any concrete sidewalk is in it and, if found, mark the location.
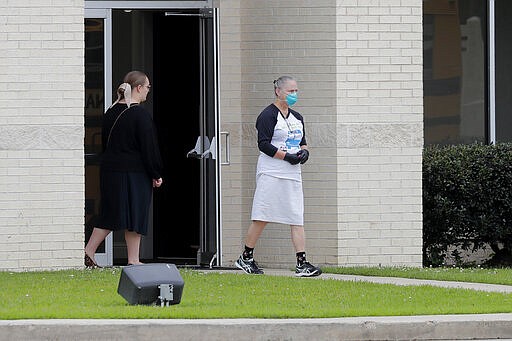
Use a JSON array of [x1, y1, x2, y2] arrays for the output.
[[260, 268, 512, 293], [2, 268, 512, 341], [2, 314, 512, 341]]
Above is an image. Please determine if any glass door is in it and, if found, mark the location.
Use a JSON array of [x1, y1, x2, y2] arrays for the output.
[[158, 8, 220, 266], [494, 0, 512, 141], [197, 8, 220, 266], [84, 9, 113, 266], [84, 3, 220, 267]]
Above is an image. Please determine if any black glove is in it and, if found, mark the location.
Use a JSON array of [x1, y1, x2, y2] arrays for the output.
[[297, 149, 309, 164], [284, 152, 301, 165]]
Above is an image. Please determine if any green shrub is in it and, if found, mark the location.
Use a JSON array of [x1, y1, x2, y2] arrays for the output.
[[423, 142, 512, 267]]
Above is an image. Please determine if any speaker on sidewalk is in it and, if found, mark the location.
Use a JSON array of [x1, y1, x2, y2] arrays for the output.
[[117, 263, 185, 305]]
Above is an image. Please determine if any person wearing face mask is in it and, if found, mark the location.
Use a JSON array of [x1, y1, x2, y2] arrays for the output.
[[235, 75, 322, 277]]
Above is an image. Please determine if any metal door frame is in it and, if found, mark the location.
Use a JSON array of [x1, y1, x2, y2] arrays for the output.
[[86, 1, 213, 10], [84, 8, 114, 266], [166, 6, 221, 266], [84, 1, 220, 267]]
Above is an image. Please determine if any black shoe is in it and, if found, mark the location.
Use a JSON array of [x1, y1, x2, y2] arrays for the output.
[[235, 256, 264, 274], [84, 253, 101, 269], [295, 261, 321, 277]]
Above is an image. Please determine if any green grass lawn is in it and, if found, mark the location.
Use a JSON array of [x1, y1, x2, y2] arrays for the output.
[[323, 266, 512, 285], [1, 266, 512, 319]]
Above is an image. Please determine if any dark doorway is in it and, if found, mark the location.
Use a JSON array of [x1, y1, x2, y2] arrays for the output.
[[109, 9, 202, 265], [86, 6, 218, 267], [152, 12, 201, 263]]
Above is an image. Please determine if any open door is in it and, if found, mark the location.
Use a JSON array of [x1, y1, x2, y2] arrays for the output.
[[153, 8, 220, 267], [84, 9, 113, 267], [84, 4, 220, 267]]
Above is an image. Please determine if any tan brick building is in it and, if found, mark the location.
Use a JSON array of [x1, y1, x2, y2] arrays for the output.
[[0, 0, 427, 271]]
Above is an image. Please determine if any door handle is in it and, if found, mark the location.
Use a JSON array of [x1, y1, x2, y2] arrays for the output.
[[187, 136, 213, 159], [220, 131, 230, 165], [187, 136, 206, 159]]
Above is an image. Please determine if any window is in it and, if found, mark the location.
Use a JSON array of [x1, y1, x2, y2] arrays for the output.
[[495, 0, 512, 142], [423, 0, 487, 145]]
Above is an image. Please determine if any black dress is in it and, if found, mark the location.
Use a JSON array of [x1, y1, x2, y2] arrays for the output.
[[98, 103, 163, 235]]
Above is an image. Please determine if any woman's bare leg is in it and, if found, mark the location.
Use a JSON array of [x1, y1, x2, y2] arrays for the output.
[[244, 220, 268, 248], [85, 227, 111, 262], [125, 230, 142, 265], [290, 225, 305, 253]]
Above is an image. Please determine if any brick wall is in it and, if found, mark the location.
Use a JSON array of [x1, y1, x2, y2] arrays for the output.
[[336, 1, 423, 266], [219, 0, 423, 268], [0, 0, 423, 271], [0, 0, 85, 271]]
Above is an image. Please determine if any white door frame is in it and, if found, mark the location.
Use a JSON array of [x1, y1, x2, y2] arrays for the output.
[[85, 8, 113, 267], [84, 1, 221, 267]]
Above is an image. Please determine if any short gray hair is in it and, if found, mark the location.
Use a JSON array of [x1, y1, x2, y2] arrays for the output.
[[273, 75, 295, 96]]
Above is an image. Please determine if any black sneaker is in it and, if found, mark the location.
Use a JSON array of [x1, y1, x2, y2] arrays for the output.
[[235, 256, 264, 274], [295, 261, 322, 277]]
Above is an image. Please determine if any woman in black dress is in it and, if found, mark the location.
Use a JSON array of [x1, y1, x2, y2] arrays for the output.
[[85, 70, 163, 267]]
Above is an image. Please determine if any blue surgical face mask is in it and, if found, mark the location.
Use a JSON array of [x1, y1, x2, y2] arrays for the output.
[[286, 92, 298, 106]]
